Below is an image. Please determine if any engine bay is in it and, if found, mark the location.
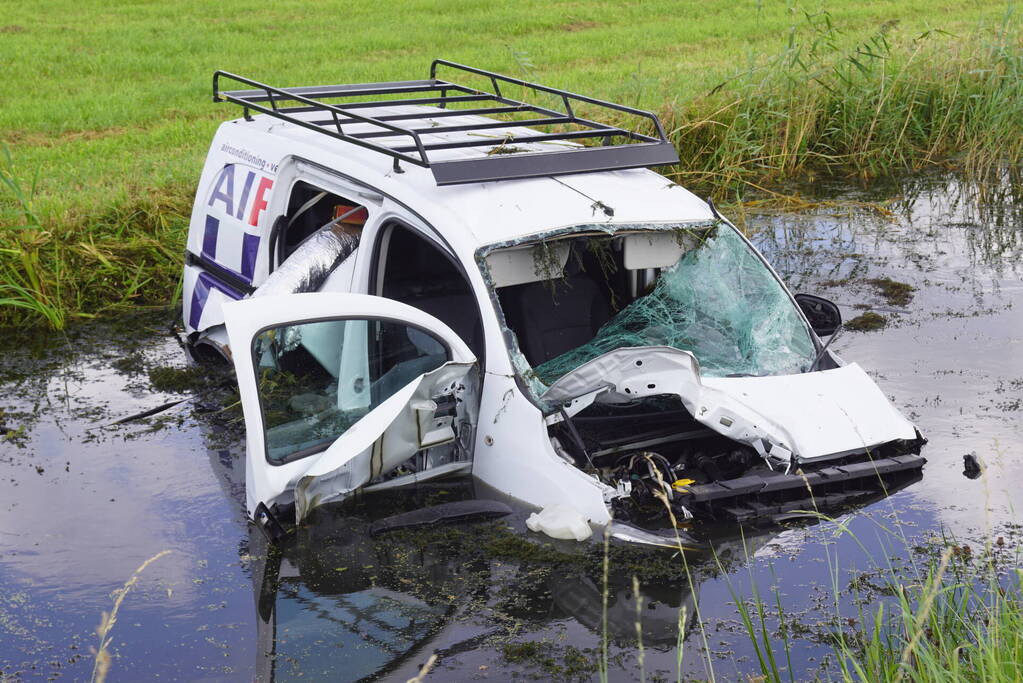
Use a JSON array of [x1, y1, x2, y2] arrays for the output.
[[548, 395, 926, 531]]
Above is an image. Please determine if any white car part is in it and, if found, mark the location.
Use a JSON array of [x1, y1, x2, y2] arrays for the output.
[[224, 293, 477, 521], [622, 231, 689, 269], [292, 361, 473, 521], [526, 504, 593, 542], [484, 241, 571, 288], [543, 347, 916, 464]]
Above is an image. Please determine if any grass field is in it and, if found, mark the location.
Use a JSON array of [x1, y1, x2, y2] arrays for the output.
[[0, 0, 1020, 326]]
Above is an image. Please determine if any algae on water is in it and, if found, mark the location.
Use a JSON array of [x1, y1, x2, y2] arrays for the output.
[[846, 311, 888, 332]]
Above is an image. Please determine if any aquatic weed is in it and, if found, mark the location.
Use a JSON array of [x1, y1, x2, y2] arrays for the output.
[[501, 641, 598, 680], [865, 278, 915, 307], [846, 311, 888, 331]]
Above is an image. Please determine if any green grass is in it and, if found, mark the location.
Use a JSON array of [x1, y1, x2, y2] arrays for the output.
[[0, 149, 188, 329], [839, 559, 1023, 682], [0, 0, 1015, 215], [0, 0, 1020, 327]]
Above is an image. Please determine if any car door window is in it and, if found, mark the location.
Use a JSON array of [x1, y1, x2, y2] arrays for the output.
[[277, 180, 368, 266], [253, 318, 449, 464], [379, 222, 484, 360]]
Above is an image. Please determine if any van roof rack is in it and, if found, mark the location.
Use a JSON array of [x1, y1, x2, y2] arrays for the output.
[[213, 61, 679, 186]]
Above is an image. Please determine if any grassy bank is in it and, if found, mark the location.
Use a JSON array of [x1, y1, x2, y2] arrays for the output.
[[1, 1, 1020, 327], [836, 559, 1023, 682]]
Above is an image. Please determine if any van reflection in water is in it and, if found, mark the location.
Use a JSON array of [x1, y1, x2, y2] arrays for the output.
[[245, 482, 713, 681], [250, 520, 451, 681], [209, 437, 919, 681]]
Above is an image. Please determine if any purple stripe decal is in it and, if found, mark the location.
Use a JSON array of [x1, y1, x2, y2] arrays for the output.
[[240, 233, 260, 281], [235, 171, 255, 220], [202, 215, 219, 260], [189, 271, 243, 330]]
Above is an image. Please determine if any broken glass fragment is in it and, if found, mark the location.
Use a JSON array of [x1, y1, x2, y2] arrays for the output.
[[533, 224, 816, 384]]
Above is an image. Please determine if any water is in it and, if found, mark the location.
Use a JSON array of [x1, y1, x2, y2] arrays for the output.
[[0, 174, 1019, 681]]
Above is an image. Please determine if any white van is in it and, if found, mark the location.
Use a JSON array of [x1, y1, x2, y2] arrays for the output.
[[181, 62, 925, 545]]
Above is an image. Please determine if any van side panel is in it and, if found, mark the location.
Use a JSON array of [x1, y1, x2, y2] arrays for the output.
[[182, 263, 244, 332], [183, 127, 283, 334]]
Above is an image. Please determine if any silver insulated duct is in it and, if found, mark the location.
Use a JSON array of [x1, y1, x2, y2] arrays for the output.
[[252, 223, 360, 298]]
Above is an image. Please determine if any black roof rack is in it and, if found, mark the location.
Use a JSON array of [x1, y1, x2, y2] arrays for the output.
[[212, 61, 679, 186]]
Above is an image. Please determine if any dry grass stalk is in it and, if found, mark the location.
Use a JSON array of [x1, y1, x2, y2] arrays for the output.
[[90, 549, 172, 683], [406, 653, 438, 682]]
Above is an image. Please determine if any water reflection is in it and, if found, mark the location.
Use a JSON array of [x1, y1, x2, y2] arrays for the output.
[[207, 164, 1020, 679], [250, 524, 451, 681], [890, 169, 1023, 268], [750, 171, 1022, 536], [244, 484, 720, 680], [756, 171, 1023, 286], [241, 463, 916, 681]]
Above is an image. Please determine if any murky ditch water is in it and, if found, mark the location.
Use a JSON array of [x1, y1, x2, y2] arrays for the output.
[[0, 173, 1020, 681]]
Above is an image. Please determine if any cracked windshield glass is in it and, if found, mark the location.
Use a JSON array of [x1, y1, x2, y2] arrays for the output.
[[486, 222, 817, 389]]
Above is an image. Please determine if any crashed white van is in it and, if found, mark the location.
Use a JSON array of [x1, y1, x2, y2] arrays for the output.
[[182, 62, 925, 544]]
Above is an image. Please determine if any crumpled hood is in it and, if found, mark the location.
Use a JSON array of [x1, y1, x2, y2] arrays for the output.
[[700, 363, 918, 461], [543, 347, 918, 463]]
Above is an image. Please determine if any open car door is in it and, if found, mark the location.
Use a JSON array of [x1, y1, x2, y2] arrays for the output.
[[224, 293, 477, 529]]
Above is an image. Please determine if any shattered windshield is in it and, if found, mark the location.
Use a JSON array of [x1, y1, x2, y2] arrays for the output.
[[483, 222, 817, 391]]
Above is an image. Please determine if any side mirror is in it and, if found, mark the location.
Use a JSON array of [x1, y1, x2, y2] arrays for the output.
[[794, 293, 841, 336]]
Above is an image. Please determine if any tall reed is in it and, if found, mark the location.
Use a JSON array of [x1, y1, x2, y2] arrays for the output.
[[0, 146, 189, 330], [718, 511, 1023, 681], [657, 8, 1023, 198], [90, 550, 172, 683]]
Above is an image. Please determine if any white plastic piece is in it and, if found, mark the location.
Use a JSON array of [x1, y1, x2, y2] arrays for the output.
[[485, 242, 570, 288], [622, 231, 688, 270], [525, 504, 593, 542]]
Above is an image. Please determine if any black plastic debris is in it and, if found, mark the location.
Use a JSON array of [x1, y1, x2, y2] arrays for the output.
[[370, 500, 513, 536], [963, 453, 983, 479], [108, 399, 188, 426], [674, 454, 926, 522]]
